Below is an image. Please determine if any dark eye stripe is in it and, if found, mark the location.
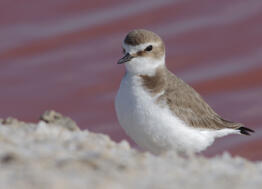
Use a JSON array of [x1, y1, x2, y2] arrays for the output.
[[144, 45, 153, 51]]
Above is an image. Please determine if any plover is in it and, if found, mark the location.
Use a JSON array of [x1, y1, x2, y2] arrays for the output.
[[115, 29, 254, 154]]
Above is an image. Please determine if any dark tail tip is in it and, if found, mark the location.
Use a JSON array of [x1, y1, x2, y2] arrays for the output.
[[238, 127, 255, 136]]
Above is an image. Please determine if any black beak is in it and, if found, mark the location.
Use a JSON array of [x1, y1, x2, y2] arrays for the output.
[[117, 53, 133, 64]]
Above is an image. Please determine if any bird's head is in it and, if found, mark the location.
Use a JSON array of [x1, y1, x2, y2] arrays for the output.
[[118, 29, 165, 75]]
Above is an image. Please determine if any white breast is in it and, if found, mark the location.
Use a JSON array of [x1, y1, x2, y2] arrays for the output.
[[115, 73, 221, 154]]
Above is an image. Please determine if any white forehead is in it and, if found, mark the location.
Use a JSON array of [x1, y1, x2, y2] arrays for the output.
[[122, 42, 159, 54]]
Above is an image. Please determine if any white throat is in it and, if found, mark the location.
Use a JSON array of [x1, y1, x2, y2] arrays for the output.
[[122, 43, 165, 76], [125, 56, 165, 76]]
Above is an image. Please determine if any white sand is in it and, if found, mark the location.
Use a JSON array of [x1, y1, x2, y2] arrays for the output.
[[0, 111, 261, 189]]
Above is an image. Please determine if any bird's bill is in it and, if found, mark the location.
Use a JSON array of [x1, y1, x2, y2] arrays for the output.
[[117, 53, 133, 64]]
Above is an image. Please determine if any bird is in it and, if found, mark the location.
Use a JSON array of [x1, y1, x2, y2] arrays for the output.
[[115, 29, 254, 154]]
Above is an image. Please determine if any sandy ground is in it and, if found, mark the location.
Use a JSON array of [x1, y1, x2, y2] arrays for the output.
[[0, 111, 261, 189]]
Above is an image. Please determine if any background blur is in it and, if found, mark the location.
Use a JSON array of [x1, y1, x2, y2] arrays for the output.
[[0, 0, 261, 160]]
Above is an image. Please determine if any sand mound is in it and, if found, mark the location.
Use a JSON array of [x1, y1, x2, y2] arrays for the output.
[[0, 111, 261, 189]]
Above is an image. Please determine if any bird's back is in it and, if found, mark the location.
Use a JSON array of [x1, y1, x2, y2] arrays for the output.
[[164, 69, 246, 131]]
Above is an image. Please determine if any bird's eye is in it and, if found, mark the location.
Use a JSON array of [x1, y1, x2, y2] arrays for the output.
[[144, 45, 153, 52], [122, 48, 126, 54]]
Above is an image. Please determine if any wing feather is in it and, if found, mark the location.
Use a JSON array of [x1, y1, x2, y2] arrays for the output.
[[164, 70, 243, 130]]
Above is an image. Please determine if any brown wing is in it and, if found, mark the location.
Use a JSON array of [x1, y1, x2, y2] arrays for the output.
[[164, 70, 243, 130]]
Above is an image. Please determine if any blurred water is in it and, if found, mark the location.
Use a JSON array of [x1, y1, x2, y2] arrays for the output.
[[0, 0, 261, 160]]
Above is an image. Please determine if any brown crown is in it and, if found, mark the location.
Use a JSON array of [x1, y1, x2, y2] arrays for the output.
[[124, 29, 163, 46]]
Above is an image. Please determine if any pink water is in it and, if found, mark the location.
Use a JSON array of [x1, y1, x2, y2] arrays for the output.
[[0, 0, 262, 160]]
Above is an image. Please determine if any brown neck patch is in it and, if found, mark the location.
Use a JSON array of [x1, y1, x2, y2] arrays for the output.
[[140, 66, 166, 95]]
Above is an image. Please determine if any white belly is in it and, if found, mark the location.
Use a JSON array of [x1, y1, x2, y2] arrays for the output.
[[115, 74, 215, 154]]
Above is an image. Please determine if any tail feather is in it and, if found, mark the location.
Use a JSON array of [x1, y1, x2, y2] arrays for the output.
[[237, 127, 255, 136]]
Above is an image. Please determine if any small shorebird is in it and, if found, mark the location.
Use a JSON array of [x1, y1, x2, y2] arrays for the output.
[[115, 29, 254, 154]]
